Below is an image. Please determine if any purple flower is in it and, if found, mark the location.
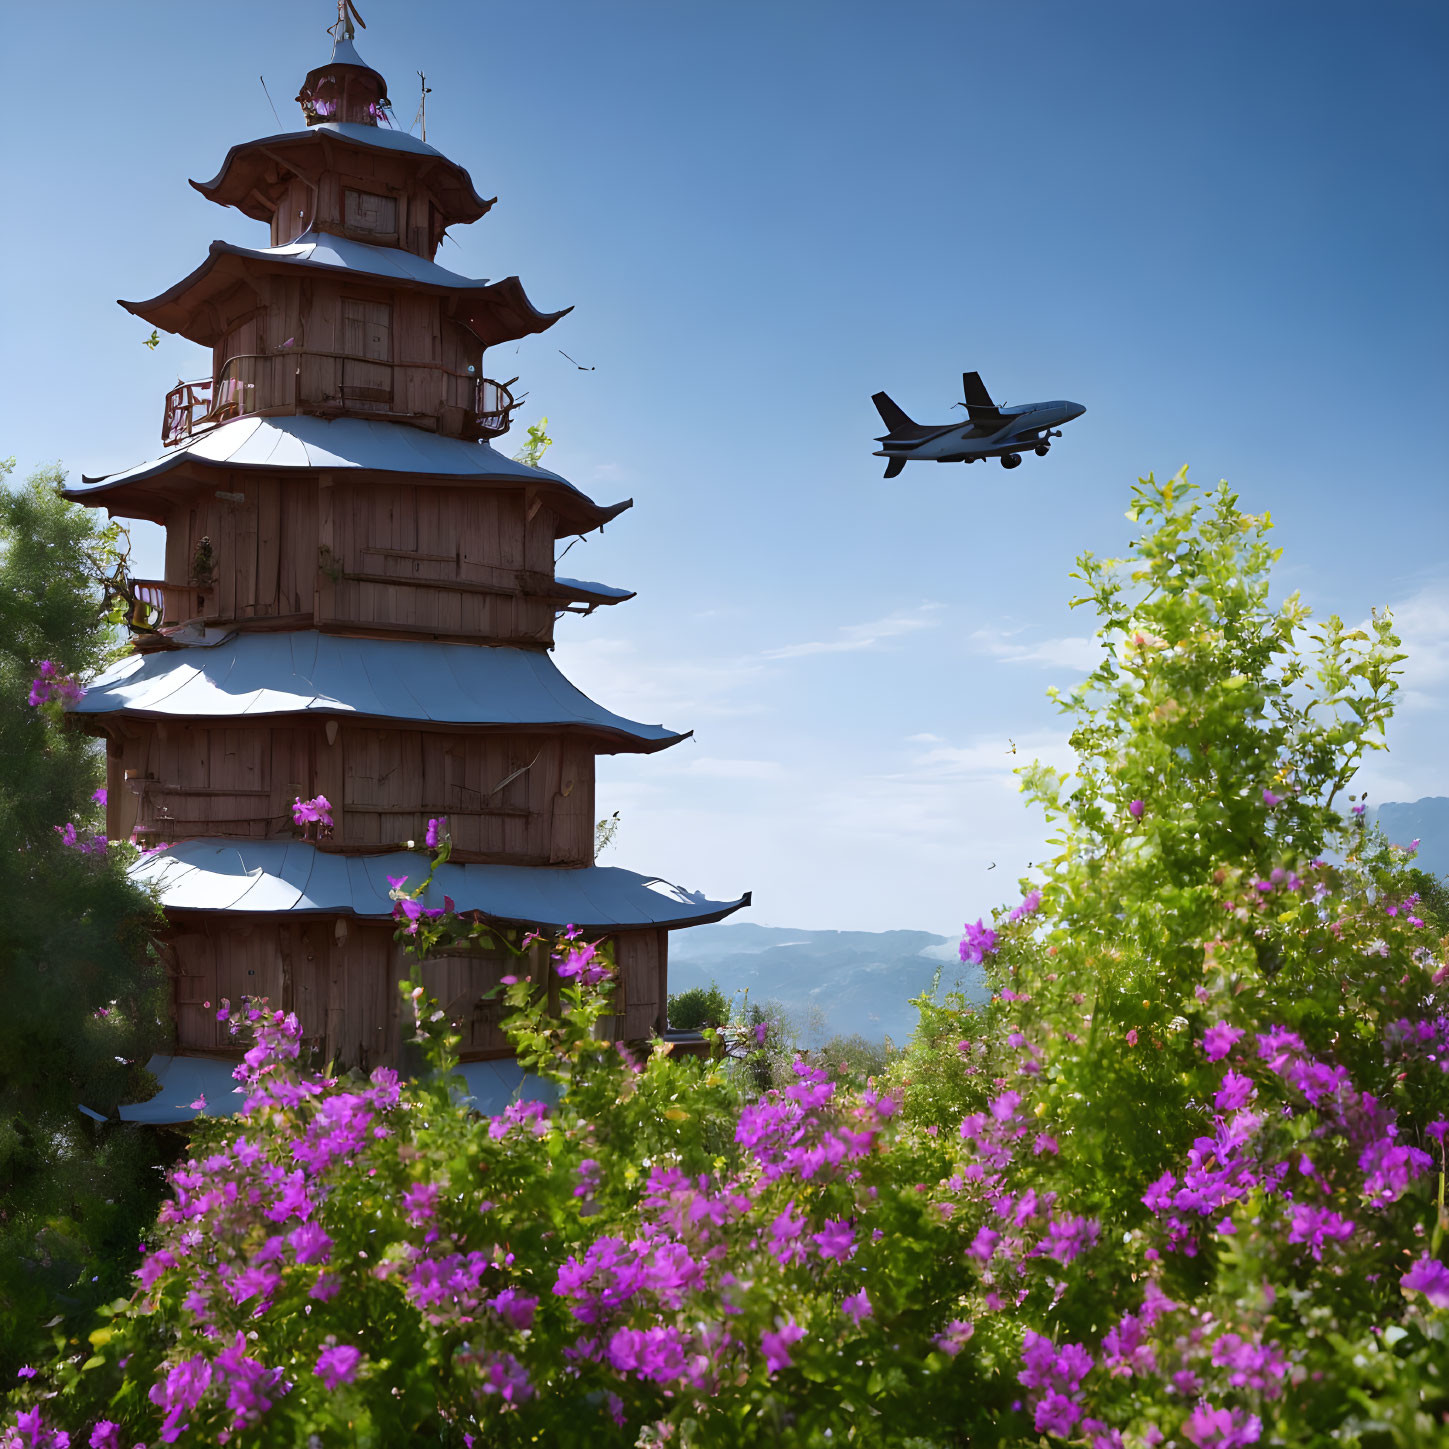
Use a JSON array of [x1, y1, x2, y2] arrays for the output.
[[28, 660, 85, 707], [1262, 788, 1282, 807], [291, 794, 333, 837], [968, 1225, 1001, 1263], [841, 1289, 872, 1324], [1286, 1204, 1355, 1261], [1402, 1254, 1449, 1308], [1128, 799, 1144, 818], [1202, 1022, 1245, 1062], [314, 1344, 362, 1389], [1035, 1391, 1083, 1437], [812, 1217, 855, 1262], [1142, 1171, 1175, 1213], [934, 1319, 974, 1356], [425, 816, 447, 848], [760, 1320, 805, 1374], [1044, 1214, 1100, 1264], [288, 1221, 333, 1265], [959, 918, 999, 965], [768, 1202, 808, 1265], [1214, 1070, 1256, 1113], [1182, 1404, 1263, 1448], [91, 787, 107, 805], [89, 1423, 122, 1449], [1009, 889, 1043, 922]]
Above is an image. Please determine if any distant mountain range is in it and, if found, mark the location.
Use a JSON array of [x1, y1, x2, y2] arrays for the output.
[[670, 800, 1449, 1048], [1374, 797, 1449, 878], [667, 923, 987, 1047]]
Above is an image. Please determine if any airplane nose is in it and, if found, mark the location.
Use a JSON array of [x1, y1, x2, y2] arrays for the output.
[[1068, 402, 1086, 420]]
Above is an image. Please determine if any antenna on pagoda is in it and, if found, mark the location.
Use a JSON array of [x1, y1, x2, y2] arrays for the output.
[[330, 0, 367, 43]]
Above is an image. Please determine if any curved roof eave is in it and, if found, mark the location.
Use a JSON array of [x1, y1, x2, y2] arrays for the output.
[[190, 122, 495, 219], [61, 416, 632, 534], [119, 235, 571, 347], [132, 840, 752, 932], [68, 630, 683, 753]]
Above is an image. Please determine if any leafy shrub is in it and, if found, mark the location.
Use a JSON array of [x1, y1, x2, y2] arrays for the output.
[[666, 982, 730, 1032], [7, 470, 1447, 1447]]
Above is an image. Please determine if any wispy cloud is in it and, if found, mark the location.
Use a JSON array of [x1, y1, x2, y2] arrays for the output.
[[762, 605, 944, 660], [967, 626, 1100, 672], [1384, 582, 1449, 708]]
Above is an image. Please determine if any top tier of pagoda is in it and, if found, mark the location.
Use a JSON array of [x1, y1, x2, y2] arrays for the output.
[[112, 18, 566, 461]]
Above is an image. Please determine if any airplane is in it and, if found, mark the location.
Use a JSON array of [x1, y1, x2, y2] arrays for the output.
[[872, 372, 1085, 478]]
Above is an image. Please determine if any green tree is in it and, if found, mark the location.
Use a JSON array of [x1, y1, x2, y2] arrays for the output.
[[1009, 469, 1405, 1220], [666, 982, 729, 1032], [0, 461, 171, 1376]]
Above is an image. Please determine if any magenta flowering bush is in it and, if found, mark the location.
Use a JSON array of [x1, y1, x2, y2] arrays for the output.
[[6, 470, 1448, 1446]]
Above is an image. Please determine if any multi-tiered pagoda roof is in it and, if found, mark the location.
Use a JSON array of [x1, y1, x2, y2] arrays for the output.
[[64, 16, 746, 1121]]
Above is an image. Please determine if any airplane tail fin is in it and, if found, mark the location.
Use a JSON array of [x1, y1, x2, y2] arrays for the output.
[[882, 456, 906, 480], [872, 391, 917, 435]]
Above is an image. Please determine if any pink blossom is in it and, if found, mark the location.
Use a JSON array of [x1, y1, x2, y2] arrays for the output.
[[841, 1289, 872, 1324], [1128, 799, 1144, 818]]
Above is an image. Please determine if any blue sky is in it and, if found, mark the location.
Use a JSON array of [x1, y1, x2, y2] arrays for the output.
[[4, 1, 1446, 933]]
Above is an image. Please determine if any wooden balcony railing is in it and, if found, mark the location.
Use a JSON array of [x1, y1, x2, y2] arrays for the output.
[[161, 352, 520, 447], [126, 578, 208, 632]]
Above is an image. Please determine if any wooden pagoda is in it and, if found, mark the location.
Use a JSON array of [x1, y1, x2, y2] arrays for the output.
[[63, 17, 746, 1120]]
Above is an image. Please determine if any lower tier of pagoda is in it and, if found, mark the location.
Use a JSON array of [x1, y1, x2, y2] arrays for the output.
[[127, 839, 745, 1076]]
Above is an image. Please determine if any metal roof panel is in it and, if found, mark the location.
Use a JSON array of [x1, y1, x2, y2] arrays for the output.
[[72, 632, 683, 747], [131, 840, 750, 931], [69, 415, 591, 496]]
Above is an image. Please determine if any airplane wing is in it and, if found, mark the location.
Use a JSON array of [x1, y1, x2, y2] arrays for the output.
[[962, 372, 1008, 428]]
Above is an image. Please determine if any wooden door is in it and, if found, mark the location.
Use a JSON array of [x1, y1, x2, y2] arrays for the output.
[[341, 298, 393, 408]]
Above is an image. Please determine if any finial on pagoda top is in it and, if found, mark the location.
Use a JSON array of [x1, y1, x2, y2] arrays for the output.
[[297, 0, 391, 128]]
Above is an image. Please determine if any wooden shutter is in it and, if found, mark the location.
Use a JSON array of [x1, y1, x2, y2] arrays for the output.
[[341, 299, 393, 406], [344, 189, 398, 238]]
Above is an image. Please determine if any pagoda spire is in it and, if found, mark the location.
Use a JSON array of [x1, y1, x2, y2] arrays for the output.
[[297, 1, 390, 127]]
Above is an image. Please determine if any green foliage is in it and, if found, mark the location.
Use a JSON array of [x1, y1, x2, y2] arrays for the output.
[[0, 461, 172, 1378], [667, 982, 729, 1032], [811, 1032, 897, 1089], [593, 808, 621, 857], [7, 467, 1448, 1446], [511, 417, 553, 469]]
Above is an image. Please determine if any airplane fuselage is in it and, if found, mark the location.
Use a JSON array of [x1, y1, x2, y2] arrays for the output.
[[874, 399, 1086, 465]]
